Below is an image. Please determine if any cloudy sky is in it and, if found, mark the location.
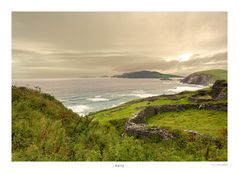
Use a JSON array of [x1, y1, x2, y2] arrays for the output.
[[12, 12, 227, 78]]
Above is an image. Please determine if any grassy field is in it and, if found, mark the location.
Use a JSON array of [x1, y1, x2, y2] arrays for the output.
[[146, 109, 227, 138], [91, 92, 194, 124], [91, 90, 226, 125]]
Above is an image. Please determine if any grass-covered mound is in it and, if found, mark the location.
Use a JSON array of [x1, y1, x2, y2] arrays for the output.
[[12, 86, 227, 161], [194, 69, 227, 81], [146, 109, 227, 138]]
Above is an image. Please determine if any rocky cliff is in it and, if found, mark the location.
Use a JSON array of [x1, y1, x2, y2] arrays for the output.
[[181, 74, 214, 85], [181, 69, 227, 85]]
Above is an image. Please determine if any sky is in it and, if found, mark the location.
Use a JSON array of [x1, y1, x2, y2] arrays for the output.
[[12, 12, 227, 78]]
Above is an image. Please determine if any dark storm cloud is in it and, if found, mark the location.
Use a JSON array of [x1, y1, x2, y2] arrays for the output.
[[12, 12, 227, 78]]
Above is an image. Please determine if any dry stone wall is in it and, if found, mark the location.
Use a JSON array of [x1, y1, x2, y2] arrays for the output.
[[125, 103, 227, 140]]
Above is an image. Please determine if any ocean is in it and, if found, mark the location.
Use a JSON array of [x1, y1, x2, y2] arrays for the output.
[[13, 78, 204, 116]]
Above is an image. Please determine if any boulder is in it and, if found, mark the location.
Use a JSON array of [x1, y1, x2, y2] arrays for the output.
[[210, 80, 227, 100]]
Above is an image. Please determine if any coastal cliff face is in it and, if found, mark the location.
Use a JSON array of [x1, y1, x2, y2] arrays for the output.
[[180, 69, 227, 85], [181, 74, 214, 85]]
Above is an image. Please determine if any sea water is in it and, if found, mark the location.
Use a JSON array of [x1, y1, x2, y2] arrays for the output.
[[13, 78, 204, 116]]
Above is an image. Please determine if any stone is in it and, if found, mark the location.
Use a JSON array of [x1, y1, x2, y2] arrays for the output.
[[125, 103, 227, 140], [210, 80, 227, 100]]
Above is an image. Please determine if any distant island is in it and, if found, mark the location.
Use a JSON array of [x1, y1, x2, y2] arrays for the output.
[[112, 70, 181, 79], [181, 69, 227, 85]]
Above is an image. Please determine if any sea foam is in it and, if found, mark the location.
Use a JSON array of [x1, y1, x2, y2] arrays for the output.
[[167, 86, 204, 93], [68, 105, 91, 116], [122, 90, 157, 98], [87, 96, 109, 102]]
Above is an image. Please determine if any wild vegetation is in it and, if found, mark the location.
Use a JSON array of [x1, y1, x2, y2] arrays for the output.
[[12, 84, 227, 161]]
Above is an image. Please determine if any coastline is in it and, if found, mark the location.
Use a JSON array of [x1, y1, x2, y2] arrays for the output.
[[68, 83, 207, 116], [13, 77, 207, 116]]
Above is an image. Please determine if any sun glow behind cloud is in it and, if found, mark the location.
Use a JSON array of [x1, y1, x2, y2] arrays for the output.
[[176, 53, 194, 62]]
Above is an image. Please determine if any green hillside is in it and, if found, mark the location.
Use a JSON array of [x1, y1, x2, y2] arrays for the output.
[[12, 85, 227, 161], [113, 70, 180, 79], [12, 86, 80, 160], [194, 69, 227, 80]]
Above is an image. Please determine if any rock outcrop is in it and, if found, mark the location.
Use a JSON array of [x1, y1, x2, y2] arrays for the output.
[[210, 80, 227, 100], [188, 80, 227, 103]]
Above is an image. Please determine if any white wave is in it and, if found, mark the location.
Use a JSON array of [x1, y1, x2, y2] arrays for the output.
[[68, 105, 91, 116], [111, 104, 118, 108], [119, 101, 126, 105], [132, 90, 144, 94], [167, 86, 204, 93], [123, 90, 157, 98], [128, 93, 157, 98], [87, 96, 109, 102], [59, 99, 67, 102], [111, 101, 126, 108]]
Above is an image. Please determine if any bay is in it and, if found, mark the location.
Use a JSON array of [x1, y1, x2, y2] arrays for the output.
[[13, 78, 204, 116]]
